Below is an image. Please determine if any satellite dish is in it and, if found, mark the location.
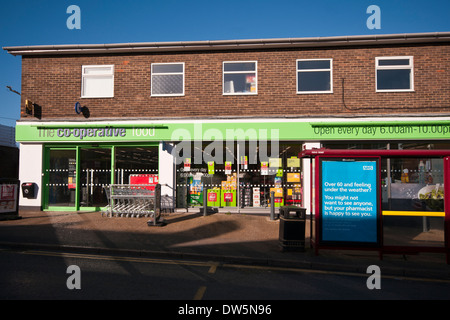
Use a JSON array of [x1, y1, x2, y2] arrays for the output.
[[75, 102, 82, 114]]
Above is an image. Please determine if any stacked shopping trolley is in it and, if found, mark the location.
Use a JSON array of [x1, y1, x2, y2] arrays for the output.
[[102, 184, 165, 226]]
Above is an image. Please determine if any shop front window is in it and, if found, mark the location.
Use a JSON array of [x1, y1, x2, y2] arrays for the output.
[[115, 147, 159, 184], [176, 143, 232, 208], [175, 142, 303, 209], [381, 157, 445, 247]]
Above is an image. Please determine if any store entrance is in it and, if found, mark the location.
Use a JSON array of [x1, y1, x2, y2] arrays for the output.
[[46, 149, 77, 207], [79, 148, 111, 208], [44, 144, 160, 211]]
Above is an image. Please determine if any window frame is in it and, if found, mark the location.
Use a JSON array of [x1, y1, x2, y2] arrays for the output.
[[151, 62, 185, 97], [81, 65, 115, 98], [222, 61, 258, 96], [296, 58, 333, 94], [375, 56, 414, 92]]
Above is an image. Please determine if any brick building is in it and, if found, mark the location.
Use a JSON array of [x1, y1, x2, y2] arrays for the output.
[[0, 124, 18, 179], [4, 32, 450, 215]]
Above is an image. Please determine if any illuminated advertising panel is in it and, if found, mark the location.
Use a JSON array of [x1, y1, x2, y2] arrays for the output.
[[320, 158, 380, 246]]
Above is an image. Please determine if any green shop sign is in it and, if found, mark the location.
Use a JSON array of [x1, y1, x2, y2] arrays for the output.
[[15, 120, 450, 143], [311, 121, 450, 140]]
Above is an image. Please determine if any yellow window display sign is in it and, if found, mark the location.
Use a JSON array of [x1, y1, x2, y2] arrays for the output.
[[287, 172, 301, 182], [269, 158, 282, 167], [270, 187, 283, 197], [287, 157, 300, 168]]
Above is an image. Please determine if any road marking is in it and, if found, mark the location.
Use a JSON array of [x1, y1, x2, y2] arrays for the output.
[[208, 262, 219, 274], [20, 250, 215, 269], [193, 286, 207, 300], [8, 249, 450, 284], [222, 263, 450, 284]]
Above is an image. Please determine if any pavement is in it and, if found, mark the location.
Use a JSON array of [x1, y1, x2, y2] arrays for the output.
[[0, 208, 450, 281]]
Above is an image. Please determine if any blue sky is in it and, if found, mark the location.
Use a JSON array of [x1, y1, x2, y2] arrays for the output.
[[1, 0, 450, 127]]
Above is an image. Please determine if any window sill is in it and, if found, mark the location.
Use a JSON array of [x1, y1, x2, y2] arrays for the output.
[[297, 91, 333, 95], [223, 92, 258, 96], [376, 89, 415, 93], [151, 94, 185, 97], [81, 96, 114, 99]]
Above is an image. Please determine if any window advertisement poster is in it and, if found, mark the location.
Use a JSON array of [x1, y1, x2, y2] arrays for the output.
[[240, 156, 248, 170], [189, 174, 203, 205], [207, 161, 215, 175], [320, 158, 380, 245], [184, 158, 191, 172], [269, 158, 282, 167], [261, 162, 268, 175], [68, 158, 77, 189], [0, 184, 18, 213], [287, 157, 300, 168], [225, 161, 232, 175]]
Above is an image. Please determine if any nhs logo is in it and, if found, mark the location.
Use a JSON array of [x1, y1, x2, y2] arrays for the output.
[[363, 166, 374, 171]]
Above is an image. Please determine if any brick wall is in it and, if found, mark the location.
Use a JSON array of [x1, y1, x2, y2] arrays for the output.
[[20, 43, 450, 120]]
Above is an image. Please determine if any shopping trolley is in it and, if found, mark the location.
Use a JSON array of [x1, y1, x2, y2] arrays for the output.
[[102, 184, 162, 223]]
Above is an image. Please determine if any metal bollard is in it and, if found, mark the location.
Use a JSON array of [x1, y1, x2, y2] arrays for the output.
[[203, 188, 208, 216], [270, 191, 275, 220]]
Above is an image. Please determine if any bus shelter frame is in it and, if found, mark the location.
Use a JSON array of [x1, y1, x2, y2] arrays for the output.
[[300, 148, 450, 264]]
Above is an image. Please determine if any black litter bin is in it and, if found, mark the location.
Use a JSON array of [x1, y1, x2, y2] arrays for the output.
[[279, 206, 306, 252]]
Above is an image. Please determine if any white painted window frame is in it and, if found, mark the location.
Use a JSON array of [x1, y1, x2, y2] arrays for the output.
[[81, 65, 115, 98], [375, 56, 414, 92], [296, 58, 333, 94], [151, 62, 185, 97], [223, 61, 258, 95]]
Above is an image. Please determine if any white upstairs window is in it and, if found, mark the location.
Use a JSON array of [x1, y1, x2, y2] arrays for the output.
[[81, 65, 114, 98], [376, 56, 414, 92]]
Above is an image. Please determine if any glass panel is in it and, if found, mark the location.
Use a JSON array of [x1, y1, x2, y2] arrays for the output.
[[224, 62, 256, 72], [174, 141, 303, 209], [377, 69, 411, 90], [224, 73, 256, 93], [83, 66, 113, 75], [152, 74, 183, 95], [381, 157, 445, 247], [298, 71, 331, 92], [152, 64, 183, 74], [383, 216, 445, 247], [47, 150, 77, 207], [297, 60, 330, 70], [378, 59, 410, 66], [176, 142, 233, 208], [80, 148, 111, 207], [382, 158, 444, 212], [322, 142, 388, 150], [82, 76, 114, 97], [115, 147, 159, 184]]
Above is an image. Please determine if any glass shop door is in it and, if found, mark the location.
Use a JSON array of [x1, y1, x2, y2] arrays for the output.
[[79, 148, 112, 208], [45, 149, 77, 209]]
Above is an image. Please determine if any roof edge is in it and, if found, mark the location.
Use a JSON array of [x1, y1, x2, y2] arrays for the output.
[[4, 32, 450, 56]]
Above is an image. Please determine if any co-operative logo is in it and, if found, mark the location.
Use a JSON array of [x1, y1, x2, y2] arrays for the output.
[[363, 166, 374, 171]]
